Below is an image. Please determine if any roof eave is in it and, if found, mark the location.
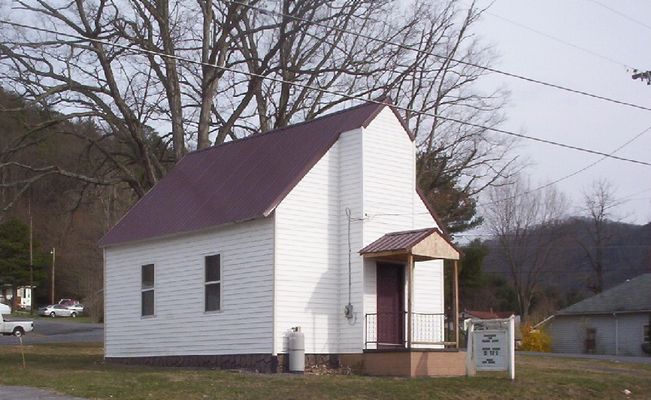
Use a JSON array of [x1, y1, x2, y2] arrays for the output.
[[556, 309, 651, 316], [98, 214, 269, 248]]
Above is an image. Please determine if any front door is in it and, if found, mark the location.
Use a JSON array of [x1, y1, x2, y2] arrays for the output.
[[376, 262, 404, 348]]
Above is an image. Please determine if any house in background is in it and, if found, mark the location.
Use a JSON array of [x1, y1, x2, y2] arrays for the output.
[[0, 285, 34, 311], [99, 99, 465, 377], [546, 273, 651, 357], [16, 286, 34, 310], [0, 284, 11, 306]]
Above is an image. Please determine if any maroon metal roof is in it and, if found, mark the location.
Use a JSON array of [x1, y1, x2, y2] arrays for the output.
[[99, 100, 390, 247], [359, 228, 439, 255]]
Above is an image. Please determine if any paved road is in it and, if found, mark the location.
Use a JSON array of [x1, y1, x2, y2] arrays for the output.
[[0, 386, 87, 400], [519, 351, 651, 364], [0, 319, 103, 345]]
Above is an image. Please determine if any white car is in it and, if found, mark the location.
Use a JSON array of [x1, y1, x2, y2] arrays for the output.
[[66, 304, 85, 314], [0, 303, 10, 315], [39, 304, 80, 318]]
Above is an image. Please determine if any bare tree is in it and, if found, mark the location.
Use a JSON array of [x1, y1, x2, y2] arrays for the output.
[[484, 177, 568, 321], [1, 0, 513, 198], [578, 179, 621, 294]]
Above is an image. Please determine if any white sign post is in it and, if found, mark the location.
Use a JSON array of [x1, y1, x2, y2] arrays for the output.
[[466, 315, 515, 380]]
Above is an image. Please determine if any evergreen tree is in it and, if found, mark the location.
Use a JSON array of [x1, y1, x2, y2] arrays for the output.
[[0, 219, 47, 309]]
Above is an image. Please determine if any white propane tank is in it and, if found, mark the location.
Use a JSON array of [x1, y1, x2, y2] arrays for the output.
[[288, 327, 305, 373]]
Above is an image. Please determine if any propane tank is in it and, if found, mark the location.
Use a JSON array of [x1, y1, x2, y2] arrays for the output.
[[288, 326, 305, 373]]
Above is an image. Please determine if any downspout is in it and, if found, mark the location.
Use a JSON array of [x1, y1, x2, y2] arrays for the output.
[[344, 208, 353, 319], [613, 312, 619, 356]]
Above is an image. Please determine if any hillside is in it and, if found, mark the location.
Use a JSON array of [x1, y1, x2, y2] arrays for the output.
[[480, 218, 651, 318]]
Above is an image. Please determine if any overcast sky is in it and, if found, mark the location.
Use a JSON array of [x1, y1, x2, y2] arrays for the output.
[[467, 0, 651, 225]]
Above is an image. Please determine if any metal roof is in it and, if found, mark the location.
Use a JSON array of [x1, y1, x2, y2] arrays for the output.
[[99, 100, 397, 247], [359, 228, 439, 254], [556, 273, 651, 315]]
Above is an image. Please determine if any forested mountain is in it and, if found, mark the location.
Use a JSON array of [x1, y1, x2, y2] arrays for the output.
[[0, 89, 133, 319], [479, 218, 651, 322]]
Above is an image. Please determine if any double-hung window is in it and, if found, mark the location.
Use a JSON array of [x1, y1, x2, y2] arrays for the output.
[[141, 264, 155, 316], [205, 255, 221, 312]]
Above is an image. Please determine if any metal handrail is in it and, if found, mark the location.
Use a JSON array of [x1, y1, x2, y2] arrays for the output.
[[365, 312, 448, 349]]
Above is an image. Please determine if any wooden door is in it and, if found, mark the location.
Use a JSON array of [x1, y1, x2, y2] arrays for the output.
[[376, 262, 404, 348]]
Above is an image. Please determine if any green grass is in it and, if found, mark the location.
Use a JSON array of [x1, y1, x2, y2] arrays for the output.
[[1, 343, 650, 399]]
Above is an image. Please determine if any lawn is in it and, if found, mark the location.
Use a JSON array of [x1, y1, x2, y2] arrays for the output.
[[0, 343, 650, 400], [11, 311, 95, 324]]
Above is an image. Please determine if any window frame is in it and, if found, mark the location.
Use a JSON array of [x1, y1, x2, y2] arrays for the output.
[[141, 263, 155, 317], [644, 324, 650, 343], [204, 254, 222, 313]]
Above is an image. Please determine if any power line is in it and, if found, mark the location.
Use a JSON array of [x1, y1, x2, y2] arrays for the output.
[[485, 11, 631, 69], [228, 0, 651, 113], [584, 0, 651, 32], [478, 124, 651, 208], [363, 123, 651, 218], [1, 19, 650, 168], [479, 117, 651, 212]]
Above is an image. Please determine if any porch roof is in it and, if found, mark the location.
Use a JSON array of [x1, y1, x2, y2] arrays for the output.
[[359, 227, 460, 261]]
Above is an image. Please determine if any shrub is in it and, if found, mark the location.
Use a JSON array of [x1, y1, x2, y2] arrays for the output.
[[520, 322, 551, 352]]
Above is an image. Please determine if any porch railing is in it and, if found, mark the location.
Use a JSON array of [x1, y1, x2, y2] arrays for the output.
[[364, 312, 450, 349]]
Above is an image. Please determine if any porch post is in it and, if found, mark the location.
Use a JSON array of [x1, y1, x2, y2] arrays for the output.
[[407, 254, 414, 349], [453, 260, 459, 349]]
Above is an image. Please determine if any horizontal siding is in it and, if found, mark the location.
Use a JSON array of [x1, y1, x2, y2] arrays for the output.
[[104, 218, 274, 357], [274, 143, 341, 354], [413, 260, 444, 315], [362, 108, 416, 241], [360, 108, 444, 350], [617, 313, 649, 356], [337, 129, 365, 353], [549, 313, 650, 356], [412, 260, 445, 348]]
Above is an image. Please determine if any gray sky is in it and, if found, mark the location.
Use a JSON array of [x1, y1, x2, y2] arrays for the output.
[[469, 0, 651, 224]]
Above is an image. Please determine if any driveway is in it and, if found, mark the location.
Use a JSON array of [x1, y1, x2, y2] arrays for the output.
[[0, 386, 87, 400], [520, 351, 651, 365], [0, 319, 103, 345]]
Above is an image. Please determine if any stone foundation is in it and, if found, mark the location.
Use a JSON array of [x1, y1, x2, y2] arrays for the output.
[[106, 353, 342, 374], [106, 354, 279, 373], [107, 351, 465, 376], [275, 353, 341, 373]]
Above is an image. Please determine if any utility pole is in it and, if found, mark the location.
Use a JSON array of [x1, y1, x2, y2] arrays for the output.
[[28, 198, 34, 315], [50, 247, 56, 305]]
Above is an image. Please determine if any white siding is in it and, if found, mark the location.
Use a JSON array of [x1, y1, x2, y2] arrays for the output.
[[104, 218, 274, 358], [359, 108, 445, 352], [274, 142, 341, 354], [273, 127, 366, 355], [337, 129, 365, 353], [549, 313, 650, 356]]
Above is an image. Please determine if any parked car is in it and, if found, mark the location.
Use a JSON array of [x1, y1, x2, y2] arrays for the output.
[[0, 303, 10, 315], [58, 298, 80, 307], [66, 304, 85, 314], [39, 304, 80, 318], [0, 313, 33, 337]]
